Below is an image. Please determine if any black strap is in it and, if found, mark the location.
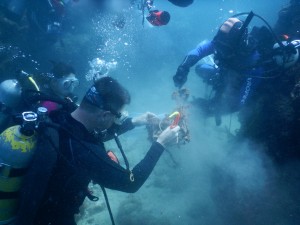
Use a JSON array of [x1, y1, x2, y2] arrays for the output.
[[101, 185, 115, 225], [0, 191, 19, 199], [0, 164, 28, 178], [9, 168, 28, 177]]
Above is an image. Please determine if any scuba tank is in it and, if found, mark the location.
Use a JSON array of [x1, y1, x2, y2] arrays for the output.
[[0, 107, 47, 224]]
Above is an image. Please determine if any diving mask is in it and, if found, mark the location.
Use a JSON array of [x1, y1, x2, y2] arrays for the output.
[[58, 76, 79, 89], [51, 74, 79, 97]]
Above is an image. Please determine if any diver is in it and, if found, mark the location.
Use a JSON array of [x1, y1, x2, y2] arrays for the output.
[[16, 76, 180, 225], [0, 61, 79, 133], [172, 16, 282, 126], [32, 61, 79, 112]]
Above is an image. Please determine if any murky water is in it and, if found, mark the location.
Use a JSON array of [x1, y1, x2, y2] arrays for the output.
[[2, 0, 298, 224]]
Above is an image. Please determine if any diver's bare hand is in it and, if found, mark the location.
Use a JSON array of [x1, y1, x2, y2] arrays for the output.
[[157, 126, 180, 148], [132, 112, 157, 126]]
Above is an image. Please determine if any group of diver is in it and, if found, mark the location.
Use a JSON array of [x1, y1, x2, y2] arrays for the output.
[[0, 1, 192, 224], [0, 0, 299, 224]]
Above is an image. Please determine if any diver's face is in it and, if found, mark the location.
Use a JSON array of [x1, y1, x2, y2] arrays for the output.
[[51, 73, 79, 97]]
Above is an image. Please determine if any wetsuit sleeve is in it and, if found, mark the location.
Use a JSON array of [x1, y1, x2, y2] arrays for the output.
[[180, 41, 215, 68], [173, 41, 215, 88], [78, 141, 164, 193]]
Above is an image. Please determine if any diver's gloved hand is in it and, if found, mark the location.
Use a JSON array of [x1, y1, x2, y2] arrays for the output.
[[173, 66, 189, 88], [132, 112, 157, 126], [157, 125, 180, 148]]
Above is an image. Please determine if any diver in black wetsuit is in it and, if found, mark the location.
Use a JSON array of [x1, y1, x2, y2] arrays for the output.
[[17, 76, 179, 225]]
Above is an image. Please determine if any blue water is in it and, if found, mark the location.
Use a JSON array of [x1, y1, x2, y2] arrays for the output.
[[3, 0, 299, 224]]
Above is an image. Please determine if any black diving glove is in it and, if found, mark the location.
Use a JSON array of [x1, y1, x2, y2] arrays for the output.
[[173, 66, 189, 88]]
